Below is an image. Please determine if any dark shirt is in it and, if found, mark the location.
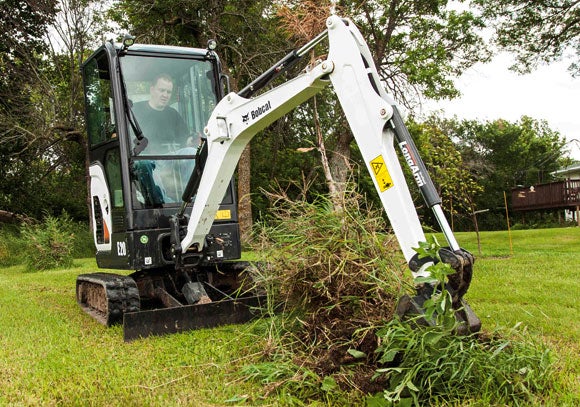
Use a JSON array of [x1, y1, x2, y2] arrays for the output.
[[132, 101, 188, 154]]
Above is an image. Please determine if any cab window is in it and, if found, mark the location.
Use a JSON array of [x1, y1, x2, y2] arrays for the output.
[[83, 53, 117, 147], [120, 54, 219, 208]]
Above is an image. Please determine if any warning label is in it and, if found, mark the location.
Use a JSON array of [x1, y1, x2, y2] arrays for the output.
[[215, 209, 232, 220], [370, 155, 394, 192]]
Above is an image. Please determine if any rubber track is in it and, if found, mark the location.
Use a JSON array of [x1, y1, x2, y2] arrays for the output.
[[76, 273, 140, 326]]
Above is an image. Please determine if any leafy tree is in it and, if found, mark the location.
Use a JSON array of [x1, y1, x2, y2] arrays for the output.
[[270, 0, 493, 215], [0, 0, 59, 218], [341, 0, 492, 105], [0, 1, 56, 70], [407, 117, 483, 231], [0, 1, 124, 221], [273, 0, 493, 210], [449, 116, 568, 229], [474, 0, 580, 75]]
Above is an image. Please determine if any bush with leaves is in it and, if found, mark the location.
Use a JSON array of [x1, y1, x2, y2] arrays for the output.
[[21, 212, 76, 271], [367, 236, 554, 406], [368, 321, 553, 406]]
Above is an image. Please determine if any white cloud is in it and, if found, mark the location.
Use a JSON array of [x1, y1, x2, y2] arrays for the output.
[[421, 53, 580, 160]]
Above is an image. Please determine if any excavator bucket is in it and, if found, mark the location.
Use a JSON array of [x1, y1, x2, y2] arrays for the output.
[[396, 293, 481, 335]]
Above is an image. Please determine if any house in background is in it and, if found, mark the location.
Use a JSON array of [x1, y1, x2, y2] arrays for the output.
[[511, 162, 580, 225], [553, 162, 580, 179], [554, 163, 580, 223]]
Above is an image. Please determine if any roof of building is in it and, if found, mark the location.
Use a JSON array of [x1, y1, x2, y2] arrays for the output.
[[553, 162, 580, 177]]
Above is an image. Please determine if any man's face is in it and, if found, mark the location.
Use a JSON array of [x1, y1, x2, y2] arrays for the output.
[[149, 78, 173, 110]]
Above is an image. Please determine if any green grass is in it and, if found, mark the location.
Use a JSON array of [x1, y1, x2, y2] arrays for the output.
[[449, 228, 579, 343], [0, 262, 270, 406], [0, 227, 579, 405], [444, 227, 580, 406]]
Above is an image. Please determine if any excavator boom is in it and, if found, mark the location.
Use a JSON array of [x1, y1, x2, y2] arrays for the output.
[[180, 16, 452, 273]]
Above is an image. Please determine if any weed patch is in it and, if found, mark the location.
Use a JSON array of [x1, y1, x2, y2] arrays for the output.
[[21, 212, 76, 271], [368, 321, 553, 406]]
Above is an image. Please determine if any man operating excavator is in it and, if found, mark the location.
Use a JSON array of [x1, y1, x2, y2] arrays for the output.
[[132, 73, 189, 155]]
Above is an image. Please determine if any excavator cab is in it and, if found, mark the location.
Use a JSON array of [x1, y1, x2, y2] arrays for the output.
[[82, 41, 239, 268], [78, 40, 262, 340]]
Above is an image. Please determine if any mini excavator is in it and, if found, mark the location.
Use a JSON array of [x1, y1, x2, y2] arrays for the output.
[[78, 16, 480, 341]]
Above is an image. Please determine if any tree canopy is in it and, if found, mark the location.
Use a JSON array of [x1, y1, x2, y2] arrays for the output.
[[474, 0, 580, 75], [0, 0, 111, 220], [447, 115, 568, 228], [0, 0, 573, 231], [341, 0, 491, 105]]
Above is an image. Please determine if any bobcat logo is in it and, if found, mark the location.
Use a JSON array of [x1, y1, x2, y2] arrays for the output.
[[242, 100, 272, 125]]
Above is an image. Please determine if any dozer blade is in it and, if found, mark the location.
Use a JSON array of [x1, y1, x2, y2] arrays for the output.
[[123, 295, 265, 341]]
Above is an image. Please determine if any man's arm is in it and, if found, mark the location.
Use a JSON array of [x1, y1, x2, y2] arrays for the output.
[[169, 108, 189, 146]]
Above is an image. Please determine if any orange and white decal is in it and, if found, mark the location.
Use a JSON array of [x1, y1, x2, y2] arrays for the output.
[[89, 164, 113, 252]]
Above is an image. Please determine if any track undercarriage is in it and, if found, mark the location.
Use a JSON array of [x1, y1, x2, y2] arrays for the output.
[[76, 262, 265, 341]]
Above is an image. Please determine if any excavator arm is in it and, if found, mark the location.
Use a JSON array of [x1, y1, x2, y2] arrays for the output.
[[174, 16, 479, 332], [180, 17, 429, 259]]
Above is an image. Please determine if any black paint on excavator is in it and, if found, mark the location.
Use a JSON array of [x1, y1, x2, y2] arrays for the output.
[[76, 261, 267, 341]]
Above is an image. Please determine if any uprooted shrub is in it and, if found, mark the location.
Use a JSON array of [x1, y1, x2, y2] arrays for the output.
[[246, 189, 554, 406], [249, 189, 409, 394]]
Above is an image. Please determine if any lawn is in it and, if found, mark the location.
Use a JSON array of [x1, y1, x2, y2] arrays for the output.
[[449, 227, 580, 406], [0, 227, 578, 406], [453, 227, 579, 345]]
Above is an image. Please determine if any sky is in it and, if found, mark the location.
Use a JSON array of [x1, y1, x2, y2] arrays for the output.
[[421, 53, 580, 161]]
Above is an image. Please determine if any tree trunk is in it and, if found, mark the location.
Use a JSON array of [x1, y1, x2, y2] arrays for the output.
[[237, 144, 253, 243], [313, 97, 340, 211], [328, 124, 353, 196], [470, 199, 482, 256], [0, 210, 33, 224]]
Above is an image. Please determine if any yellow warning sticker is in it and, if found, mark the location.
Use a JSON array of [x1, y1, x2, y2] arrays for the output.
[[215, 209, 232, 220], [370, 155, 394, 192]]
